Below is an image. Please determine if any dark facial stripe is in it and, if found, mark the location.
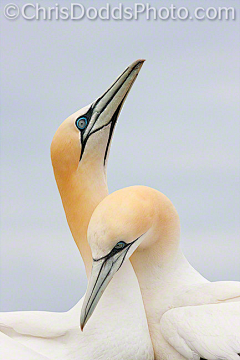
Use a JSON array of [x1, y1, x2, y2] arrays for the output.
[[83, 247, 131, 323], [93, 236, 142, 263], [116, 246, 131, 272], [82, 232, 145, 325], [82, 67, 130, 144], [79, 61, 142, 162]]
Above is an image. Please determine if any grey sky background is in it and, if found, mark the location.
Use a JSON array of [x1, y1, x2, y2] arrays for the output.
[[0, 0, 239, 311]]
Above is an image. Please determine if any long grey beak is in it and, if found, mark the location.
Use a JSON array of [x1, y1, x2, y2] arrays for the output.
[[80, 247, 130, 330], [80, 59, 145, 161]]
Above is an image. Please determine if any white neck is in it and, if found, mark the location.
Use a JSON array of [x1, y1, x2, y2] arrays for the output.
[[133, 247, 206, 314], [131, 234, 207, 359]]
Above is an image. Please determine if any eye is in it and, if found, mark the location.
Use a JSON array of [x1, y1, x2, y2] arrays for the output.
[[76, 117, 88, 130], [114, 241, 126, 250]]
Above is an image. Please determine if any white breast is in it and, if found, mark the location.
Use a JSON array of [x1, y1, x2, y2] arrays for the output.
[[0, 261, 154, 360]]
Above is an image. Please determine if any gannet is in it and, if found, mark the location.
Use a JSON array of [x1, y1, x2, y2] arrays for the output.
[[0, 61, 153, 360], [81, 185, 240, 360]]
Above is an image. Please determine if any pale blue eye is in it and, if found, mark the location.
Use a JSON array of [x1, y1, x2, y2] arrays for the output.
[[114, 241, 126, 250], [76, 117, 88, 130]]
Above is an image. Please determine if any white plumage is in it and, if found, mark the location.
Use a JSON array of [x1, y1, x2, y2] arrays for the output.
[[161, 282, 240, 360], [0, 262, 153, 360], [161, 302, 240, 360]]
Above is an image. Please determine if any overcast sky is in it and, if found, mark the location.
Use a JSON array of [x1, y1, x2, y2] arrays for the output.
[[0, 0, 239, 312]]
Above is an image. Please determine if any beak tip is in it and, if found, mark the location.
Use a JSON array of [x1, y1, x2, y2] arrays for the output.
[[133, 59, 145, 71], [80, 312, 85, 331], [80, 319, 85, 331]]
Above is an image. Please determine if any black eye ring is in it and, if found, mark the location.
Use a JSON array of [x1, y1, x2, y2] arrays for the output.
[[76, 117, 88, 130], [114, 241, 126, 250]]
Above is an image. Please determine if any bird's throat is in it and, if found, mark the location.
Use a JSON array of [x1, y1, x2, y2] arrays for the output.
[[54, 161, 108, 277]]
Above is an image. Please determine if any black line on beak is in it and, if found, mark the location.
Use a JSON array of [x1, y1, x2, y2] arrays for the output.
[[79, 61, 143, 162], [83, 248, 130, 326], [103, 93, 127, 166], [83, 259, 113, 324], [92, 66, 129, 109]]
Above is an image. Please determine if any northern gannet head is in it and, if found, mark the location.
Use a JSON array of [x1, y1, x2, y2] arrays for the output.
[[51, 60, 145, 275], [51, 60, 145, 175], [80, 186, 180, 330]]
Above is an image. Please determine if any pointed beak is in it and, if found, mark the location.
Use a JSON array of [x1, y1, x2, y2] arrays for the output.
[[80, 247, 130, 330], [80, 59, 145, 161]]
